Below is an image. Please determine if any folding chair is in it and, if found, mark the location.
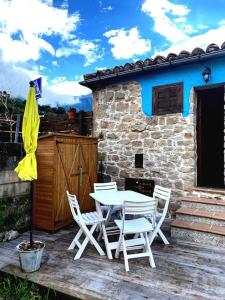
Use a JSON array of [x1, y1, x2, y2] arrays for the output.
[[115, 198, 158, 272], [147, 185, 171, 245], [94, 182, 122, 214], [94, 182, 122, 231], [66, 191, 106, 260]]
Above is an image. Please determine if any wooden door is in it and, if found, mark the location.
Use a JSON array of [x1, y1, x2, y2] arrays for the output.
[[197, 87, 224, 187], [55, 139, 80, 226], [78, 141, 97, 212], [55, 138, 97, 227]]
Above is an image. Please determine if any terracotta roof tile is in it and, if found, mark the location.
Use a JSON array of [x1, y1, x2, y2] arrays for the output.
[[191, 47, 205, 56], [178, 50, 190, 59], [82, 42, 225, 83], [206, 43, 220, 53]]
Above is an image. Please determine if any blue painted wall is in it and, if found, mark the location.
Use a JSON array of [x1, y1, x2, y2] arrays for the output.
[[134, 56, 225, 117]]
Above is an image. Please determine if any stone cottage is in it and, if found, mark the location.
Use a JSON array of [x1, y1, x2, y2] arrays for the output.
[[81, 42, 225, 246]]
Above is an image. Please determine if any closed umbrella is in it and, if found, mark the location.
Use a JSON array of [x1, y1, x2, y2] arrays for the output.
[[15, 81, 40, 246]]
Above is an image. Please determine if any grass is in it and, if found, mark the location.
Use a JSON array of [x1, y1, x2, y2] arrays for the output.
[[0, 274, 51, 300], [0, 273, 78, 300]]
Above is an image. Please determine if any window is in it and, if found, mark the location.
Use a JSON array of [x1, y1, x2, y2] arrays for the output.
[[152, 82, 183, 115], [135, 154, 143, 168]]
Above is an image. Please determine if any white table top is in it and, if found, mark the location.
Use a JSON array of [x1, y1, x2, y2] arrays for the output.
[[89, 190, 153, 206]]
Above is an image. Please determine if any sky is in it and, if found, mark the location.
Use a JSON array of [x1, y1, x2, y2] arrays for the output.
[[0, 0, 225, 107]]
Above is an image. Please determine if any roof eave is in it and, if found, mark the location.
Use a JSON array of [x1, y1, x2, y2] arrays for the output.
[[80, 50, 225, 89]]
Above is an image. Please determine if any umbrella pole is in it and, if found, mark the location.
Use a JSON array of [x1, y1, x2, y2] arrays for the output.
[[30, 181, 34, 247]]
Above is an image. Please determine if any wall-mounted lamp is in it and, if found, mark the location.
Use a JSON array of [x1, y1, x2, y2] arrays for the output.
[[202, 67, 211, 83]]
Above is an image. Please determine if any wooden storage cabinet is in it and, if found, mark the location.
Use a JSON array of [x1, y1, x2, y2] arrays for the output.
[[33, 134, 97, 231]]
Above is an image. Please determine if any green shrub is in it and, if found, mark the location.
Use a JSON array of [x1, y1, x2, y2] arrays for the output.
[[0, 275, 51, 300]]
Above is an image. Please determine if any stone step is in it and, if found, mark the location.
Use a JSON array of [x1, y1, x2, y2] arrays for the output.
[[176, 207, 225, 227], [180, 197, 225, 212], [171, 219, 225, 247]]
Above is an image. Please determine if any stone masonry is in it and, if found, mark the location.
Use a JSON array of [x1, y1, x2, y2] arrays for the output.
[[0, 143, 30, 240], [93, 81, 198, 214]]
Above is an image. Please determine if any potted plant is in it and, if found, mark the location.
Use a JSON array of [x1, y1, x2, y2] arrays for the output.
[[67, 107, 76, 119], [16, 239, 45, 273]]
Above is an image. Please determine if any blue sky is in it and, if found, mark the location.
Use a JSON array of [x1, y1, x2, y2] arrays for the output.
[[0, 0, 225, 107]]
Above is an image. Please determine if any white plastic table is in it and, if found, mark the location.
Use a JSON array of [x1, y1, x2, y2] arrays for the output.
[[89, 190, 154, 259]]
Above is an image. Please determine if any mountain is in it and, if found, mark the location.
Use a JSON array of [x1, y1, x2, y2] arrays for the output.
[[64, 94, 92, 112]]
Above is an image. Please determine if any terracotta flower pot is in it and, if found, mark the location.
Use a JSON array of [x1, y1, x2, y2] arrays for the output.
[[67, 109, 76, 119]]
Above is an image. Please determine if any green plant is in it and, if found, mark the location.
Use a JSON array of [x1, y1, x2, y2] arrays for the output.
[[0, 210, 5, 227], [98, 152, 106, 161], [0, 275, 52, 300]]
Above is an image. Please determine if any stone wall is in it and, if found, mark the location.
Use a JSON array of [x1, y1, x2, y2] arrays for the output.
[[93, 81, 197, 213], [0, 143, 30, 241]]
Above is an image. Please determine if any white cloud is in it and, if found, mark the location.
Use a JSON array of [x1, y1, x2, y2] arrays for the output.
[[74, 75, 83, 81], [55, 47, 75, 57], [104, 27, 151, 59], [39, 65, 46, 71], [155, 25, 225, 57], [141, 0, 224, 62], [182, 25, 197, 34], [0, 0, 99, 105], [0, 0, 80, 62], [103, 6, 113, 11], [0, 32, 55, 62], [56, 39, 103, 66], [219, 20, 225, 26], [48, 79, 91, 97], [74, 40, 103, 66], [0, 0, 79, 38], [95, 67, 107, 71], [0, 60, 90, 106], [59, 0, 69, 9], [51, 77, 67, 84], [52, 60, 59, 66], [142, 0, 190, 43], [174, 17, 186, 23], [198, 24, 209, 30]]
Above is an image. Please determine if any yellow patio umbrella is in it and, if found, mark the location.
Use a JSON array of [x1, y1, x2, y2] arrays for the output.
[[15, 81, 40, 245], [15, 82, 40, 181]]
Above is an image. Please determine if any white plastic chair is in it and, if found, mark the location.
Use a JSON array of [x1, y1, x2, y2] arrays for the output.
[[147, 185, 171, 245], [66, 191, 106, 260], [94, 182, 122, 212], [115, 198, 158, 272], [94, 182, 122, 225]]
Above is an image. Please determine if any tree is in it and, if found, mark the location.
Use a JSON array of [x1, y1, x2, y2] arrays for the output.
[[0, 91, 17, 142]]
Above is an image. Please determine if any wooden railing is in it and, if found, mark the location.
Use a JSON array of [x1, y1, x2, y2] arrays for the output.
[[0, 112, 93, 142]]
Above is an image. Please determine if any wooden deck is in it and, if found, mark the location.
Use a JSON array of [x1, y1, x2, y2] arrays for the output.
[[1, 226, 225, 300]]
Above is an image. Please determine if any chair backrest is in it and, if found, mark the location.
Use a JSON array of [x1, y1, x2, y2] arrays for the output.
[[94, 182, 117, 192], [124, 199, 158, 216], [153, 185, 171, 218], [121, 199, 158, 233], [66, 191, 81, 223], [153, 185, 171, 201]]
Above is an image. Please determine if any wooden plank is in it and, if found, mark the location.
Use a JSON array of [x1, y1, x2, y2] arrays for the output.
[[1, 229, 225, 300]]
